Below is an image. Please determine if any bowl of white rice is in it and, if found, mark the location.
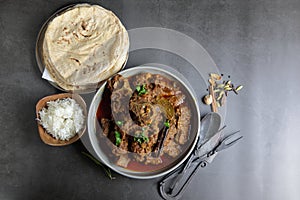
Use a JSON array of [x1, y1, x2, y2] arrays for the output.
[[36, 93, 87, 146]]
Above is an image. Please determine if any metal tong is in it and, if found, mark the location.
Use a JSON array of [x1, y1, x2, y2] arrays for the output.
[[159, 128, 243, 200]]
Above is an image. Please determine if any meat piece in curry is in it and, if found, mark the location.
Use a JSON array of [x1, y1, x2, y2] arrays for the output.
[[97, 72, 192, 169]]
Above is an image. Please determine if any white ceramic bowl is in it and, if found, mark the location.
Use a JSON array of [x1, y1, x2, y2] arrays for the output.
[[88, 66, 200, 179]]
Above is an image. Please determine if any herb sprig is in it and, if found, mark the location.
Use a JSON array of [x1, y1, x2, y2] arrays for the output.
[[136, 84, 147, 95], [82, 151, 115, 180]]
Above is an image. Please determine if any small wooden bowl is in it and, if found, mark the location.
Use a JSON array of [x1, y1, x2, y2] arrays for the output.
[[36, 93, 87, 146]]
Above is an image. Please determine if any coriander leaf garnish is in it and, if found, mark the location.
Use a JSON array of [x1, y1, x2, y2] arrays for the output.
[[115, 131, 121, 146], [136, 85, 141, 92], [136, 84, 147, 95], [134, 132, 149, 144], [116, 121, 123, 126], [164, 120, 170, 128]]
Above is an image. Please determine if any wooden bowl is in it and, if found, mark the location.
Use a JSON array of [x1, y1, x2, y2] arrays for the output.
[[36, 93, 87, 146]]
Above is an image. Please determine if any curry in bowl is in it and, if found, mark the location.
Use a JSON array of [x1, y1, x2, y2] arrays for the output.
[[88, 66, 200, 178]]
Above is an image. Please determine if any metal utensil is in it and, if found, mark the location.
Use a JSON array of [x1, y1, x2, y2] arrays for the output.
[[166, 113, 222, 190], [199, 112, 221, 143], [160, 127, 226, 199], [159, 115, 242, 199], [158, 112, 221, 198]]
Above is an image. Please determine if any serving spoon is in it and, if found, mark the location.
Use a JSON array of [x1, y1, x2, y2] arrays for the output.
[[198, 112, 222, 144], [159, 112, 221, 199]]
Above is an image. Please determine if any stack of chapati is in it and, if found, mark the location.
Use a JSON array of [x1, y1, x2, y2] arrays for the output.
[[42, 4, 129, 91]]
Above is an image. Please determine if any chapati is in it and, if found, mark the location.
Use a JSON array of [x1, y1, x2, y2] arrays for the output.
[[42, 4, 129, 91]]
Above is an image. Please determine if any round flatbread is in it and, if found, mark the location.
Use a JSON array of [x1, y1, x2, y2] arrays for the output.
[[42, 4, 129, 91]]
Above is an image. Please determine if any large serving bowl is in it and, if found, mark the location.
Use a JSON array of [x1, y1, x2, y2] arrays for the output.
[[88, 66, 200, 179]]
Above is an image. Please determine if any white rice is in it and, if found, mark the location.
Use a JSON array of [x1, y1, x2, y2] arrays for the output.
[[38, 97, 85, 141]]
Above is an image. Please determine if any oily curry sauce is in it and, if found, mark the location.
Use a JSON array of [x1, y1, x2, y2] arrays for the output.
[[96, 72, 193, 172]]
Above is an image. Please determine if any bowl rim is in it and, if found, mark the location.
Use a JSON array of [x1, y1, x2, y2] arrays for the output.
[[88, 66, 201, 179], [36, 93, 87, 146]]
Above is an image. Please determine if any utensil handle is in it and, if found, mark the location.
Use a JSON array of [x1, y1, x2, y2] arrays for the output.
[[159, 160, 208, 200], [168, 153, 195, 191]]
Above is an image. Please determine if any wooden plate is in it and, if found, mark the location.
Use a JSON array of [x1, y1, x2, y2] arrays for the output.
[[36, 93, 87, 146]]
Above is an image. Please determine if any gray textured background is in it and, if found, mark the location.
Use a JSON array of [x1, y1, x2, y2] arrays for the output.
[[1, 0, 300, 200]]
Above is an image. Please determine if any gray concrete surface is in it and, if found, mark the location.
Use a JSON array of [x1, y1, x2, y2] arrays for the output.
[[1, 0, 300, 199]]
